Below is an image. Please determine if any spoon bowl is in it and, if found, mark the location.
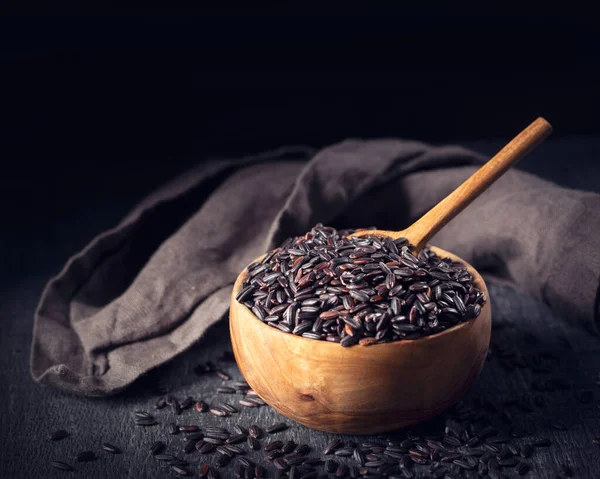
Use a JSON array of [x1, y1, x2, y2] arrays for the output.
[[230, 246, 491, 435]]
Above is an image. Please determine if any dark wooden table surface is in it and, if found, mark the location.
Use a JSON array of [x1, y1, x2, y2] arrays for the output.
[[1, 138, 600, 478]]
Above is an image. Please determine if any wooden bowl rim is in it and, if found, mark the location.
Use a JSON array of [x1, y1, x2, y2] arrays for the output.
[[232, 245, 490, 349]]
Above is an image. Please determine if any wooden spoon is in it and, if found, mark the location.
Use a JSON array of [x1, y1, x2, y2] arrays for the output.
[[352, 117, 552, 250]]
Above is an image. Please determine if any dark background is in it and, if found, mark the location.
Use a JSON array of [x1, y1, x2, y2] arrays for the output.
[[1, 8, 599, 282]]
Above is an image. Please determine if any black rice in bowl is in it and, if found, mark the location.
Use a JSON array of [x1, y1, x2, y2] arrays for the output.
[[236, 224, 486, 346]]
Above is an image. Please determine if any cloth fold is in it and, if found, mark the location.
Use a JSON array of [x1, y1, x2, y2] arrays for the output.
[[31, 139, 600, 396]]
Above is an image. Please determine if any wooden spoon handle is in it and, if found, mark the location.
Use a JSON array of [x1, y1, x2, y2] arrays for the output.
[[408, 117, 552, 249]]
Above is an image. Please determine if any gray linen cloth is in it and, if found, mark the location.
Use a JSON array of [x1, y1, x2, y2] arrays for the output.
[[30, 139, 600, 396]]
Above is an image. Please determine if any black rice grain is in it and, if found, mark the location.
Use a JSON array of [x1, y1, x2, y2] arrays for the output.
[[204, 431, 229, 444], [220, 403, 238, 413], [209, 408, 228, 417], [198, 443, 216, 454], [49, 429, 69, 441], [266, 422, 288, 434], [51, 460, 74, 471], [217, 386, 236, 394], [224, 444, 244, 455], [353, 448, 366, 465], [101, 443, 121, 454], [334, 447, 353, 457], [482, 443, 501, 454], [231, 380, 249, 388], [134, 416, 157, 426], [239, 399, 262, 407], [179, 425, 200, 433]]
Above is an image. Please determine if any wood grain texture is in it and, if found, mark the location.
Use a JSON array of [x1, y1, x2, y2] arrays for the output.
[[353, 117, 552, 249], [230, 246, 491, 434]]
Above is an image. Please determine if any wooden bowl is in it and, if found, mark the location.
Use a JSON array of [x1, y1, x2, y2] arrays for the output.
[[230, 246, 491, 435]]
